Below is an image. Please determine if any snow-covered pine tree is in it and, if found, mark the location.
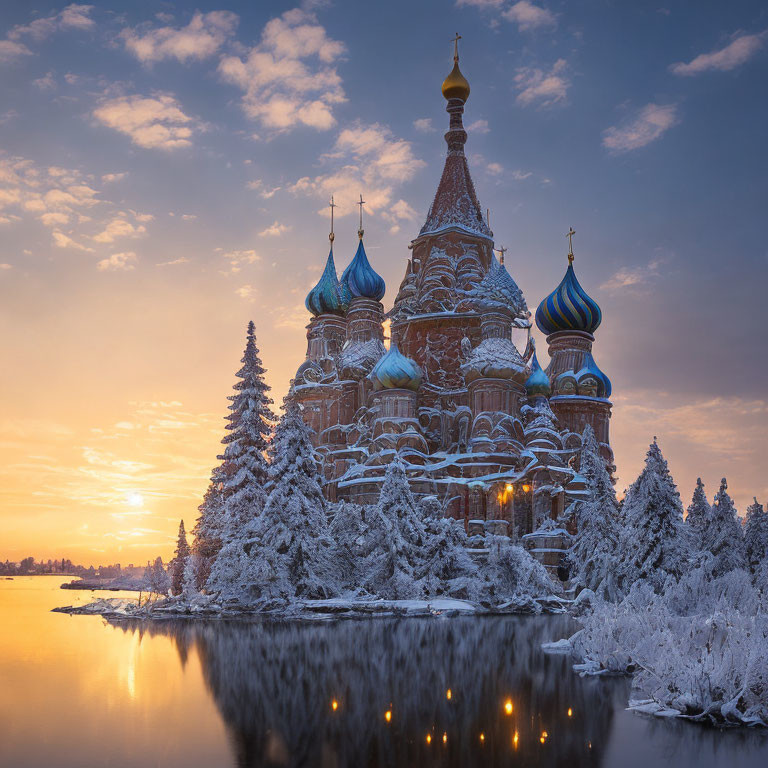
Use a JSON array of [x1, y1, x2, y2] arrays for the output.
[[744, 498, 768, 580], [619, 439, 690, 591], [685, 478, 711, 554], [170, 520, 190, 596], [418, 496, 479, 599], [206, 322, 275, 599], [330, 500, 368, 589], [569, 425, 624, 601], [702, 478, 747, 577], [149, 556, 170, 596], [254, 402, 338, 601], [191, 465, 226, 590], [363, 457, 426, 599]]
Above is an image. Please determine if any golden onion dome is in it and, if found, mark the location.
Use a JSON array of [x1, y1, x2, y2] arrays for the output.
[[441, 60, 470, 102]]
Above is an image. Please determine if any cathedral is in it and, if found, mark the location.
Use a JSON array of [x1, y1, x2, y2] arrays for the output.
[[289, 44, 613, 556]]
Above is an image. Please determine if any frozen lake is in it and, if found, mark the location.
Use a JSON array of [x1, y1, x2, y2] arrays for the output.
[[1, 577, 766, 767]]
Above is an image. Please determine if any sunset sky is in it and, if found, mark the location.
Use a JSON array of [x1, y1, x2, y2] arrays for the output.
[[1, 0, 766, 565]]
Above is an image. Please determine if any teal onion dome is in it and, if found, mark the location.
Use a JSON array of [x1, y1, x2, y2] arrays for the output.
[[305, 249, 346, 316], [553, 352, 611, 399], [340, 238, 386, 302], [525, 350, 551, 397], [369, 343, 422, 391], [535, 263, 602, 335]]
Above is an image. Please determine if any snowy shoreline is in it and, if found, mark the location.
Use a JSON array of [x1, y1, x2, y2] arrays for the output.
[[53, 593, 570, 621]]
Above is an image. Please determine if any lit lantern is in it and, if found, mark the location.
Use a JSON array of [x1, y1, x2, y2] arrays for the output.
[[446, 688, 452, 700], [385, 710, 392, 723], [505, 483, 514, 493], [331, 699, 338, 711], [442, 732, 447, 744], [479, 733, 485, 743], [426, 734, 432, 745], [567, 707, 572, 717], [504, 699, 513, 715], [522, 484, 530, 493]]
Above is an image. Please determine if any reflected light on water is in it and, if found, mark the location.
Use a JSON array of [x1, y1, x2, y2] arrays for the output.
[[446, 688, 452, 700], [4, 579, 768, 768]]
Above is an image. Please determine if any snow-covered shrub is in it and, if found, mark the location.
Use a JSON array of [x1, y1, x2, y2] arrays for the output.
[[419, 514, 479, 599], [330, 500, 368, 589], [481, 534, 554, 607], [567, 570, 768, 725]]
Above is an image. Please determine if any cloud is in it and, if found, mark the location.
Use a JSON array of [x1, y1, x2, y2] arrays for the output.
[[0, 40, 32, 62], [121, 11, 238, 64], [289, 122, 424, 219], [0, 263, 12, 270], [156, 257, 189, 267], [413, 118, 435, 133], [33, 72, 56, 90], [39, 212, 69, 228], [601, 257, 663, 292], [52, 230, 94, 252], [466, 119, 490, 134], [91, 217, 147, 243], [259, 221, 291, 237], [235, 284, 256, 300], [218, 6, 346, 132], [502, 1, 556, 30], [671, 31, 766, 76], [220, 249, 259, 274], [602, 103, 678, 153], [514, 59, 569, 107], [93, 93, 198, 150], [96, 252, 137, 271], [511, 169, 532, 180], [101, 172, 127, 183], [486, 162, 504, 175], [7, 4, 94, 42]]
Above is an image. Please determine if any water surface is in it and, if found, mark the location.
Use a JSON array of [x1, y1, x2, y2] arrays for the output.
[[1, 578, 766, 767]]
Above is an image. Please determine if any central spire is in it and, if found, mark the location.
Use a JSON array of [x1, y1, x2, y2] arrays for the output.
[[419, 36, 492, 240]]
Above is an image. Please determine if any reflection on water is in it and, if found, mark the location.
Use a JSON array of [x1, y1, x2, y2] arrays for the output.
[[113, 615, 610, 767], [0, 578, 766, 768]]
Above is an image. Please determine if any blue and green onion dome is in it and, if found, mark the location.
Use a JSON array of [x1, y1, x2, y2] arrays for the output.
[[535, 263, 602, 336], [340, 238, 386, 303], [305, 249, 346, 316], [369, 343, 422, 391], [525, 350, 551, 397]]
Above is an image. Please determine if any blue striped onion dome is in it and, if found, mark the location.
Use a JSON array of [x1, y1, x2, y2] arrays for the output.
[[369, 344, 422, 391], [535, 263, 602, 335], [340, 238, 386, 302], [525, 350, 551, 397], [305, 249, 346, 316]]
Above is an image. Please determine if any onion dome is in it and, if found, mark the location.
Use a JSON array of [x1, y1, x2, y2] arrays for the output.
[[525, 350, 551, 398], [535, 262, 602, 336], [305, 248, 346, 316], [369, 344, 422, 391], [553, 352, 611, 399], [442, 60, 470, 102], [340, 238, 386, 302]]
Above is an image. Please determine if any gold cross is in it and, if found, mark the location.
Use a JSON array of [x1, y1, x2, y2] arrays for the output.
[[328, 196, 336, 242], [451, 33, 461, 63], [357, 194, 365, 239], [566, 227, 576, 263]]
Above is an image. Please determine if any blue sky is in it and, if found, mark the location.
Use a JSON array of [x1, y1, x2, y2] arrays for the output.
[[1, 0, 766, 560]]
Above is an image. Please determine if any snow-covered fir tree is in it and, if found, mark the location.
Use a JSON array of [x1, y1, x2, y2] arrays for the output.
[[147, 556, 170, 596], [169, 520, 190, 596], [568, 425, 623, 601], [363, 457, 426, 599], [619, 439, 690, 591], [206, 323, 275, 598], [191, 465, 226, 590], [685, 477, 711, 553], [745, 498, 768, 581], [329, 500, 368, 588], [252, 402, 338, 601], [702, 478, 747, 577], [418, 495, 479, 599], [483, 534, 553, 604]]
